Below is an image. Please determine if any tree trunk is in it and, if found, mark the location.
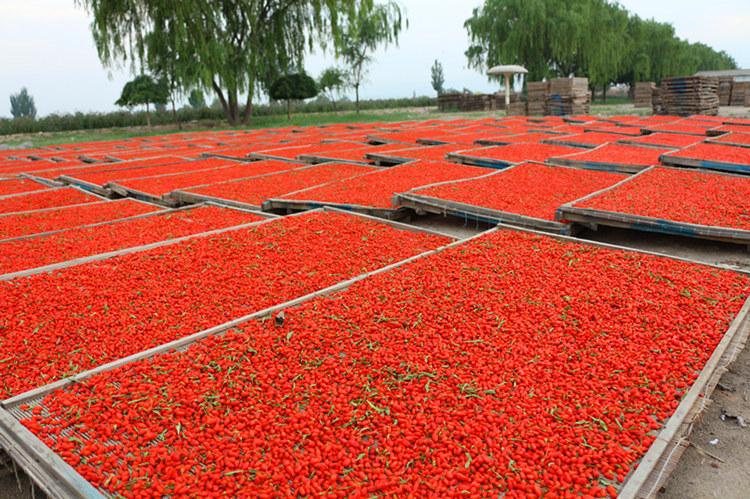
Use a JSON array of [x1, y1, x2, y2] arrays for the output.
[[227, 89, 239, 125], [212, 79, 235, 124], [171, 97, 181, 130], [355, 84, 360, 114], [287, 99, 291, 120], [146, 103, 151, 128], [332, 98, 337, 112], [602, 84, 607, 103], [241, 87, 254, 125]]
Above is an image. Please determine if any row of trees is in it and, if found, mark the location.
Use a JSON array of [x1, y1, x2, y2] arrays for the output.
[[464, 0, 736, 96], [78, 0, 405, 125], [114, 65, 371, 125]]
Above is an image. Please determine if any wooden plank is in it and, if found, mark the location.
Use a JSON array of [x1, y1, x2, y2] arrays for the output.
[[263, 198, 411, 220], [167, 189, 264, 211], [660, 153, 750, 174], [545, 157, 647, 174], [395, 192, 571, 234], [556, 166, 750, 247], [444, 152, 511, 169], [16, 173, 65, 188], [57, 175, 117, 198]]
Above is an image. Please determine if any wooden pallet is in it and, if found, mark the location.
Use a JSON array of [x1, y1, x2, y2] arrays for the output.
[[634, 82, 656, 109], [660, 76, 720, 116], [557, 167, 750, 245], [445, 151, 514, 169], [394, 191, 572, 234], [263, 198, 411, 220], [660, 151, 750, 175]]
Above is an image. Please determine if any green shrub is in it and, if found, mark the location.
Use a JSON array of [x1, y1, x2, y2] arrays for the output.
[[0, 96, 436, 136]]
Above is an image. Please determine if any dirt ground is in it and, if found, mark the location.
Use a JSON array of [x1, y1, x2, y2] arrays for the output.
[[659, 344, 750, 499], [0, 457, 37, 499]]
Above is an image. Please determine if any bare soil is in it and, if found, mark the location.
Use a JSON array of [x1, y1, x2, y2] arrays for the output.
[[659, 344, 750, 499]]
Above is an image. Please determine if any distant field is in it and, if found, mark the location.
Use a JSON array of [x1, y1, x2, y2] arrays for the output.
[[2, 103, 748, 149]]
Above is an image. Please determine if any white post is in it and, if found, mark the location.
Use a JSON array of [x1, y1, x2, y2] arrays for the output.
[[504, 74, 511, 108]]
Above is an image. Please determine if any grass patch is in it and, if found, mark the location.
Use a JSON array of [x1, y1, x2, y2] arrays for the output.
[[1, 103, 658, 149], [0, 108, 432, 148]]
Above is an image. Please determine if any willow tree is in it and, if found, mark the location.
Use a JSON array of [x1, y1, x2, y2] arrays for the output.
[[145, 22, 190, 128], [619, 16, 736, 87], [581, 1, 629, 100], [465, 0, 735, 92], [76, 0, 373, 125], [465, 0, 577, 81], [338, 1, 405, 113]]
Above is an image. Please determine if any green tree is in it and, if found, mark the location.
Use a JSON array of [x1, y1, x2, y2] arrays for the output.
[[143, 24, 194, 129], [430, 60, 445, 96], [115, 75, 169, 127], [269, 73, 318, 119], [465, 0, 576, 81], [583, 1, 629, 101], [338, 1, 406, 113], [10, 88, 37, 120], [76, 0, 380, 126], [318, 68, 348, 111], [188, 89, 207, 109], [618, 16, 736, 88], [464, 0, 736, 93]]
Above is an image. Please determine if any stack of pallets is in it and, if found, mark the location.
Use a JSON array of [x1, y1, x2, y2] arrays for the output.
[[547, 77, 591, 116], [634, 82, 656, 108], [462, 94, 496, 112], [718, 77, 734, 106], [506, 101, 527, 116], [437, 93, 498, 112], [730, 82, 750, 107], [527, 81, 549, 116], [652, 86, 663, 114], [437, 93, 463, 112], [660, 76, 720, 116]]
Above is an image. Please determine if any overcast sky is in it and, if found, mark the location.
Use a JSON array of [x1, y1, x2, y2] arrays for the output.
[[1, 0, 748, 117]]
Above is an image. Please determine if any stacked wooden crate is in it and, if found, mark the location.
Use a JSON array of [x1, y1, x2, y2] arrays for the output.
[[634, 82, 656, 108], [437, 93, 497, 112], [462, 94, 495, 112], [493, 92, 519, 110], [660, 76, 719, 116], [506, 101, 527, 116], [730, 82, 750, 107], [652, 86, 663, 114], [547, 77, 591, 116], [438, 93, 463, 112], [527, 81, 549, 116], [718, 77, 734, 106]]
